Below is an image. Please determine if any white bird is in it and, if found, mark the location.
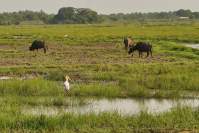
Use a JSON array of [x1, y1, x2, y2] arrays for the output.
[[64, 75, 70, 92]]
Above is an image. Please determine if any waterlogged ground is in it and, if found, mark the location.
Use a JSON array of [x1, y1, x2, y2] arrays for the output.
[[22, 98, 199, 116], [0, 24, 199, 132], [186, 44, 199, 49]]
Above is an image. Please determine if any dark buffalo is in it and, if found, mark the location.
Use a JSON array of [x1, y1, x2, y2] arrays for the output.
[[128, 42, 152, 58], [124, 37, 134, 50], [29, 40, 47, 53]]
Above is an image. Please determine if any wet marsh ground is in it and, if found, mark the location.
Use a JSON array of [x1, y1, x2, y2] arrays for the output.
[[0, 23, 199, 132], [0, 42, 199, 98]]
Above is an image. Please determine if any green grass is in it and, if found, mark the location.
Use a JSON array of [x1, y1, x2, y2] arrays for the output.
[[0, 78, 62, 96], [1, 61, 199, 98], [0, 96, 88, 107], [0, 23, 199, 46], [0, 23, 199, 131], [0, 107, 198, 132]]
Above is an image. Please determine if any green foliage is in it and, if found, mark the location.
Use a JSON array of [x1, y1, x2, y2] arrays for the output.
[[52, 7, 99, 24], [1, 8, 199, 25], [0, 10, 51, 25]]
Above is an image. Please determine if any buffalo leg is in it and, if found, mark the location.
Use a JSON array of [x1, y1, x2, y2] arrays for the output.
[[44, 48, 46, 53], [150, 50, 153, 57], [131, 52, 134, 57], [146, 52, 149, 58]]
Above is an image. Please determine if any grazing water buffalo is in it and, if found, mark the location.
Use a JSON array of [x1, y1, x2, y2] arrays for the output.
[[128, 42, 152, 58], [29, 40, 47, 53], [124, 37, 135, 50]]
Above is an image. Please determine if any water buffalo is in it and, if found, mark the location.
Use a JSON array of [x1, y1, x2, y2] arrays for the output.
[[128, 42, 152, 58], [124, 37, 135, 50], [29, 40, 47, 53]]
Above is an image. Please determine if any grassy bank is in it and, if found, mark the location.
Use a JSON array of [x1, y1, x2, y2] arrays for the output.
[[0, 107, 198, 132]]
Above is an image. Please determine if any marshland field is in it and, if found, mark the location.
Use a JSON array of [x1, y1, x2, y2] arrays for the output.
[[0, 22, 199, 132]]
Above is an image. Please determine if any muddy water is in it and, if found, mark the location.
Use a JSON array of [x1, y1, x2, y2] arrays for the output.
[[23, 98, 199, 116], [185, 44, 199, 49], [0, 76, 11, 80]]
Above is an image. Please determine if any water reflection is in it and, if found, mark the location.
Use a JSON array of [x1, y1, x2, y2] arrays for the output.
[[22, 98, 199, 116], [185, 44, 199, 49]]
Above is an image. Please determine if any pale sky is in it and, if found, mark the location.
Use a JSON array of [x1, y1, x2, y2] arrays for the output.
[[0, 0, 198, 14]]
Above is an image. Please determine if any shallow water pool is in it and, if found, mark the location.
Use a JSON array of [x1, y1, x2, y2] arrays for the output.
[[22, 98, 199, 116]]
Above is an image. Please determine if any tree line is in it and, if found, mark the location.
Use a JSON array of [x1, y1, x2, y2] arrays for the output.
[[0, 7, 199, 25]]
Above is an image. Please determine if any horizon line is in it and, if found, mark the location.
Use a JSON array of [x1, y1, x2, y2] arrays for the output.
[[0, 8, 197, 15]]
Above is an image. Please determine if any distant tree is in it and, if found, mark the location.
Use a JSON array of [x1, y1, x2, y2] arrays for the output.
[[52, 7, 99, 24], [76, 8, 98, 23], [0, 8, 199, 25], [52, 7, 76, 23], [193, 12, 199, 19], [38, 10, 51, 23], [175, 9, 192, 17], [0, 10, 51, 25]]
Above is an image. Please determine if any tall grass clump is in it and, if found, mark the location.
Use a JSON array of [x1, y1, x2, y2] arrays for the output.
[[0, 107, 198, 132], [45, 70, 65, 81], [118, 77, 151, 98], [0, 78, 63, 96], [70, 83, 121, 98]]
